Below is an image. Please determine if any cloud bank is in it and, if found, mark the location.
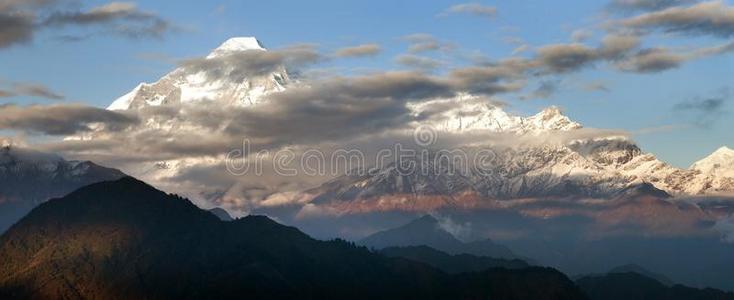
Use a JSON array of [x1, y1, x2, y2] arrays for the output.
[[0, 0, 175, 49]]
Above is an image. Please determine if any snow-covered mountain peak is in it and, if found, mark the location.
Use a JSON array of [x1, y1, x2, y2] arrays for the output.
[[690, 146, 734, 178], [537, 106, 562, 117], [207, 37, 266, 58], [712, 146, 734, 156], [414, 97, 582, 135], [107, 37, 287, 110], [218, 37, 265, 51], [525, 106, 581, 132], [108, 83, 145, 110]]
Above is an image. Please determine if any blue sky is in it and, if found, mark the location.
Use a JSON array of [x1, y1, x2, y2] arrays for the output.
[[0, 0, 732, 167]]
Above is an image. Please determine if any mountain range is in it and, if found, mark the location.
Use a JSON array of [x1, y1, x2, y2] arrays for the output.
[[2, 37, 733, 297], [1, 176, 733, 298], [0, 143, 125, 232], [0, 177, 585, 299], [108, 37, 287, 110], [305, 132, 734, 212], [360, 214, 520, 259], [99, 37, 734, 214], [377, 244, 734, 300], [576, 272, 734, 300], [379, 245, 529, 273]]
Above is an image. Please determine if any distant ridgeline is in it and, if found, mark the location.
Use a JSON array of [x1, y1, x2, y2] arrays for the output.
[[1, 177, 732, 299], [0, 177, 584, 299], [0, 144, 126, 233]]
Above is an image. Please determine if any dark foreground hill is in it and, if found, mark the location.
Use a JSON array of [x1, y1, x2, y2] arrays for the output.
[[360, 214, 520, 259], [607, 264, 675, 286], [576, 272, 734, 300], [380, 245, 529, 274], [207, 207, 234, 221], [0, 177, 584, 300]]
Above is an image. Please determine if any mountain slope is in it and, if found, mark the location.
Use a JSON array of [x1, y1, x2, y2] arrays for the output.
[[108, 37, 287, 110], [691, 147, 734, 178], [608, 264, 675, 287], [360, 215, 519, 259], [307, 134, 734, 212], [576, 272, 734, 300], [380, 245, 529, 274], [99, 37, 734, 213], [305, 97, 733, 206], [413, 97, 582, 134], [0, 144, 125, 232], [0, 177, 584, 299], [207, 207, 233, 221]]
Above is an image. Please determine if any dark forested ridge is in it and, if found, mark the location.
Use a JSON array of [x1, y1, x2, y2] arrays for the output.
[[576, 272, 734, 300], [360, 214, 520, 259], [0, 177, 585, 300], [380, 245, 529, 274]]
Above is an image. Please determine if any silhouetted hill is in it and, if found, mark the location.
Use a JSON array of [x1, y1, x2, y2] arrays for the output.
[[611, 182, 671, 200], [608, 264, 674, 286], [360, 215, 519, 259], [576, 272, 734, 300], [0, 145, 125, 232], [0, 177, 584, 299], [380, 245, 529, 274], [452, 267, 588, 300], [207, 207, 233, 221]]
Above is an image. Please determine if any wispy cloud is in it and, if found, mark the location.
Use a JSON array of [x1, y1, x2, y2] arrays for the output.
[[582, 81, 611, 92], [616, 41, 734, 73], [43, 2, 175, 39], [616, 47, 686, 73], [528, 80, 561, 99], [333, 43, 381, 58], [440, 3, 497, 19], [530, 34, 640, 74], [621, 1, 734, 38], [0, 8, 35, 47], [401, 33, 454, 54], [394, 54, 444, 71], [179, 44, 322, 80], [0, 81, 65, 101], [607, 0, 698, 13], [632, 124, 688, 135], [511, 44, 529, 55], [0, 89, 15, 98], [0, 1, 176, 49], [0, 104, 138, 135], [714, 216, 734, 243], [14, 83, 64, 100], [571, 29, 594, 42], [673, 89, 730, 128]]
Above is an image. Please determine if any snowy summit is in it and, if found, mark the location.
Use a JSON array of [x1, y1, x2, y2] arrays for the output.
[[691, 146, 734, 178], [108, 37, 286, 110]]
